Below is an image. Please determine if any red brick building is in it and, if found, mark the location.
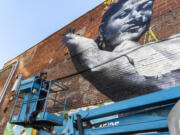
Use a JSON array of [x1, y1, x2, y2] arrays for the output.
[[0, 0, 180, 133]]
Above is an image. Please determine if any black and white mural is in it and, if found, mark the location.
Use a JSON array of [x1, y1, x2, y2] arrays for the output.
[[62, 0, 180, 101]]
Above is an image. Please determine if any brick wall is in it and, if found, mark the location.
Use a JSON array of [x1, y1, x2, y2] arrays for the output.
[[0, 67, 15, 133], [0, 1, 180, 133], [153, 0, 180, 18], [0, 68, 12, 94], [0, 4, 105, 133]]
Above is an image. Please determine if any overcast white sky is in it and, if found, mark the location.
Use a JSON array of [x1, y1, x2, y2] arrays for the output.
[[0, 0, 104, 69]]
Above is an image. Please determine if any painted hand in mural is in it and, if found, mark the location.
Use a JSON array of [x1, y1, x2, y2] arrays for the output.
[[62, 29, 98, 57]]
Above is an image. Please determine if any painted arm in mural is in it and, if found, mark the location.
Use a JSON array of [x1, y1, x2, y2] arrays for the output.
[[62, 0, 180, 98]]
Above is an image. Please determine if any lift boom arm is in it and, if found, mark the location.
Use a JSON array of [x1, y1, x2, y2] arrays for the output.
[[62, 86, 180, 135]]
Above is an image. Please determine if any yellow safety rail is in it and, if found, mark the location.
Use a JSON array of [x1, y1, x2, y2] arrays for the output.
[[144, 28, 158, 44]]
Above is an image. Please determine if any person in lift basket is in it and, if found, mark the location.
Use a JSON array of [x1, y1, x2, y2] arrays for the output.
[[29, 72, 49, 123]]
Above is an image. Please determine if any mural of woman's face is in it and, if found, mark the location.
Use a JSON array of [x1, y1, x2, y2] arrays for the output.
[[98, 0, 154, 49]]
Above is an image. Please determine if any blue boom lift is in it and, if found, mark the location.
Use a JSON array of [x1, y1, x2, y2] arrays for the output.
[[10, 76, 68, 129], [10, 76, 180, 134]]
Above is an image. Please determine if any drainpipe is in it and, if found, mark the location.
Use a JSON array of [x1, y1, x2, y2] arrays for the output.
[[11, 74, 22, 92], [0, 61, 19, 104]]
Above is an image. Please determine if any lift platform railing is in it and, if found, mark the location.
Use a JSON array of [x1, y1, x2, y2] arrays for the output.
[[43, 80, 68, 113], [10, 76, 38, 123]]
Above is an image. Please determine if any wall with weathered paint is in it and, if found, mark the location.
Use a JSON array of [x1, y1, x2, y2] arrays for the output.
[[0, 0, 180, 134], [0, 67, 12, 94]]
